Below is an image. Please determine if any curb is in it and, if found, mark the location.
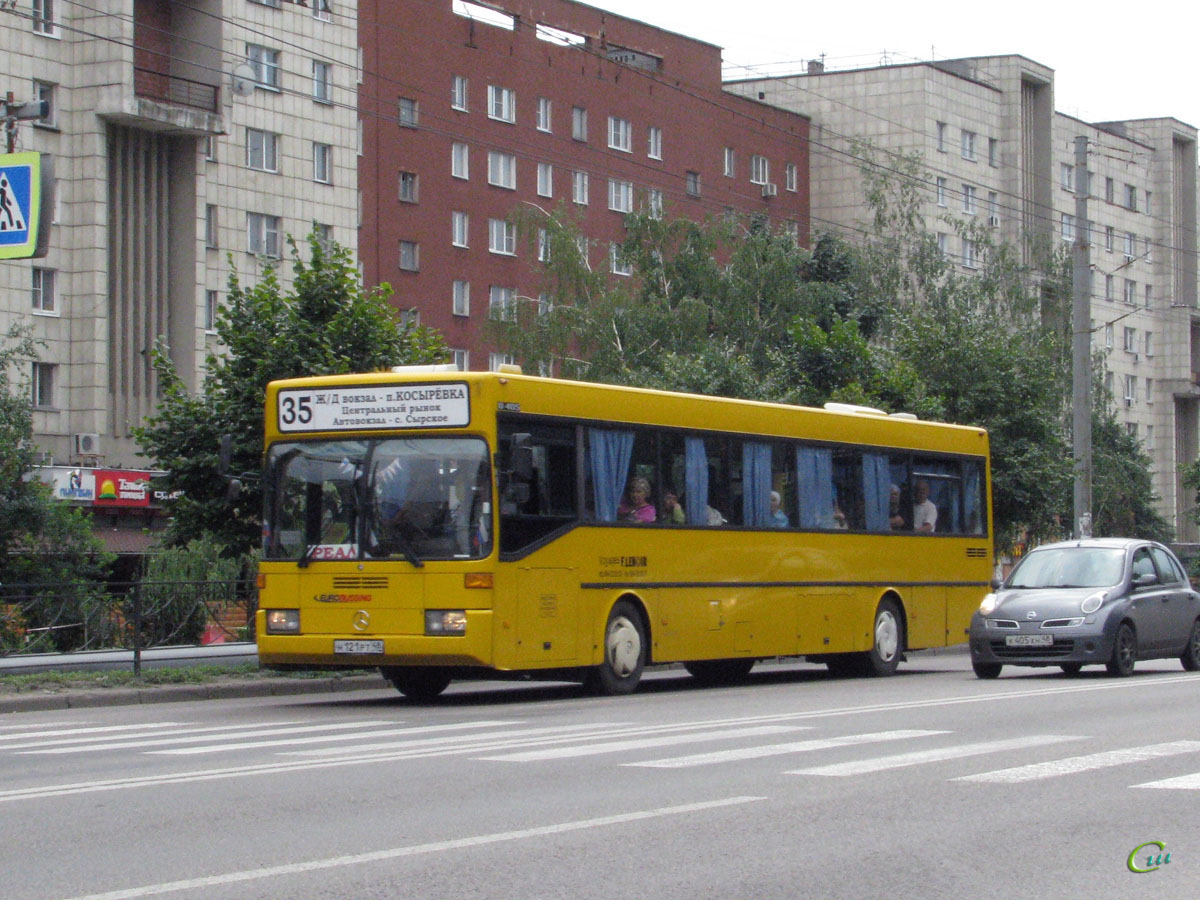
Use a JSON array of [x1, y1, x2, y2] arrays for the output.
[[0, 675, 392, 715]]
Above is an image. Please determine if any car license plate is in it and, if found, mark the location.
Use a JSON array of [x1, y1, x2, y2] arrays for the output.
[[1005, 634, 1053, 647], [334, 639, 384, 655]]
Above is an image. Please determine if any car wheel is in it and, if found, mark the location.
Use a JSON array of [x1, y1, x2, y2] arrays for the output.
[[862, 598, 904, 677], [1105, 623, 1137, 677], [1180, 619, 1200, 672], [684, 658, 755, 685], [586, 601, 646, 696], [380, 666, 452, 701], [972, 661, 1002, 679], [1060, 663, 1084, 676]]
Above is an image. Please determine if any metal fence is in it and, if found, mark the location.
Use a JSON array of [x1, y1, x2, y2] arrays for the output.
[[0, 579, 257, 672]]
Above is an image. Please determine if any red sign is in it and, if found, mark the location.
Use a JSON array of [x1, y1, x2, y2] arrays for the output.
[[92, 469, 152, 507]]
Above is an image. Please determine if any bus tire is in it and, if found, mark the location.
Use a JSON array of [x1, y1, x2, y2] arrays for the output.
[[380, 666, 452, 702], [586, 601, 647, 696], [862, 597, 904, 677], [684, 658, 755, 685]]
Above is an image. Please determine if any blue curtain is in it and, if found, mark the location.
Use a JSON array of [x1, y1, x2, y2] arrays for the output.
[[964, 461, 982, 534], [915, 462, 960, 533], [588, 428, 633, 522], [742, 442, 773, 526], [684, 437, 709, 526], [796, 446, 834, 529], [863, 453, 891, 532]]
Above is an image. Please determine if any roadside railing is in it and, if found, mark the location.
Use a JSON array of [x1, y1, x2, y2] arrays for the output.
[[0, 579, 257, 673]]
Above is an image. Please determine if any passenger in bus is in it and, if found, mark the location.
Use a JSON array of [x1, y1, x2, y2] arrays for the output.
[[913, 479, 937, 533], [832, 502, 848, 529], [618, 477, 657, 523], [662, 491, 686, 524], [769, 491, 789, 528], [889, 484, 907, 529]]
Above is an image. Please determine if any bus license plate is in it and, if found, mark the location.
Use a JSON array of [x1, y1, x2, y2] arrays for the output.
[[334, 639, 384, 655], [1005, 634, 1053, 647]]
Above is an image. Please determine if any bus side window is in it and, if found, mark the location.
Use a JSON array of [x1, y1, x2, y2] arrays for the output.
[[498, 422, 578, 554]]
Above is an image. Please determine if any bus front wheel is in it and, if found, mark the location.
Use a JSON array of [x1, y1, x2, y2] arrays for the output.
[[380, 666, 452, 702], [586, 601, 647, 696]]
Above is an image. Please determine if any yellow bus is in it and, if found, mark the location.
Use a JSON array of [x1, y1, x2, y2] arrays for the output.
[[256, 366, 992, 699]]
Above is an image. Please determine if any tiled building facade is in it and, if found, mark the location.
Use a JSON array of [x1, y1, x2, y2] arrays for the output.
[[730, 56, 1200, 539]]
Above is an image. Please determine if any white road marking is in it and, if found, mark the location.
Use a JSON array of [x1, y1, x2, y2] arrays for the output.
[[954, 741, 1200, 783], [477, 725, 806, 761], [626, 729, 947, 768], [1133, 772, 1200, 790], [48, 796, 767, 900], [0, 722, 188, 746], [785, 734, 1081, 776], [149, 720, 523, 755], [21, 721, 397, 754]]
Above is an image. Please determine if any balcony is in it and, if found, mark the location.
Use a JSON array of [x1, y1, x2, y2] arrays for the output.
[[133, 67, 219, 113]]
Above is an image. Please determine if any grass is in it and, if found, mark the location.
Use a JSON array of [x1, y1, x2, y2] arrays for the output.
[[0, 663, 376, 693]]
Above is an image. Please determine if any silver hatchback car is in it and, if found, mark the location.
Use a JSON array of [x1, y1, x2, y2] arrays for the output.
[[969, 538, 1200, 678]]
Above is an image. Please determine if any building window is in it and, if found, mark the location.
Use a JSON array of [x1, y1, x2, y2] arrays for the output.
[[487, 85, 516, 123], [399, 170, 418, 202], [1124, 375, 1136, 404], [1144, 190, 1152, 215], [575, 235, 589, 264], [1124, 232, 1136, 259], [608, 117, 632, 152], [783, 221, 799, 246], [610, 243, 632, 276], [32, 0, 56, 35], [1104, 274, 1114, 300], [29, 80, 56, 128], [451, 143, 469, 179], [572, 170, 589, 205], [537, 97, 552, 132], [986, 191, 999, 227], [399, 97, 419, 127], [1144, 284, 1152, 308], [1123, 326, 1137, 353], [204, 204, 218, 248], [205, 136, 217, 162], [31, 362, 55, 408], [488, 218, 516, 255], [1104, 324, 1113, 348], [312, 61, 332, 102], [247, 44, 281, 89], [537, 228, 550, 262], [32, 267, 55, 313], [935, 121, 946, 152], [489, 287, 515, 321], [451, 211, 469, 247], [490, 352, 515, 371], [936, 177, 947, 207], [537, 162, 553, 198], [1143, 236, 1153, 263], [685, 171, 701, 197], [1105, 177, 1115, 203], [1145, 331, 1154, 357], [313, 142, 332, 183], [204, 290, 219, 331], [785, 162, 798, 192], [1061, 163, 1074, 191], [988, 137, 999, 167], [647, 126, 662, 160], [1124, 278, 1136, 304], [451, 75, 468, 111], [247, 213, 281, 257], [1124, 184, 1138, 211], [750, 155, 769, 185], [451, 349, 469, 371], [962, 184, 977, 214], [960, 130, 977, 161], [487, 151, 516, 189], [936, 233, 950, 259], [246, 128, 278, 171], [723, 147, 735, 177], [1105, 226, 1114, 252], [452, 280, 470, 317], [1061, 213, 1075, 243], [314, 223, 333, 252], [312, 0, 332, 21], [608, 178, 633, 213], [962, 238, 978, 269], [571, 106, 587, 141], [399, 240, 420, 271]]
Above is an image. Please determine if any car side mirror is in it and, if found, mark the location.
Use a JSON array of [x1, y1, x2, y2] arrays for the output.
[[1132, 572, 1158, 588], [990, 577, 1002, 590]]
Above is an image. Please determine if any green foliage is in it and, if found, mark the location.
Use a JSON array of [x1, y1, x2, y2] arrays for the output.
[[1090, 396, 1172, 541], [133, 230, 449, 557]]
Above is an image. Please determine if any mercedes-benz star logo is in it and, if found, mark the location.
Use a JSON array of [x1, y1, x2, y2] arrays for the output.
[[352, 610, 371, 631]]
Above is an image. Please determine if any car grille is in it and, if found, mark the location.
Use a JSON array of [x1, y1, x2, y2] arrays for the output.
[[990, 638, 1075, 659]]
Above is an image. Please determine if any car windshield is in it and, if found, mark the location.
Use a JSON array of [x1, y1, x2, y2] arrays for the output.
[[1006, 547, 1125, 589], [263, 437, 492, 563]]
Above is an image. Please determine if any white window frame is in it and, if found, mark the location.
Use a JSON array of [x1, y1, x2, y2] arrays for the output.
[[1145, 331, 1154, 357], [399, 170, 418, 202], [962, 238, 979, 269], [452, 280, 470, 317], [488, 218, 516, 255], [988, 137, 999, 167], [399, 97, 419, 127], [610, 243, 632, 276], [1124, 278, 1136, 305], [452, 75, 469, 111], [647, 188, 663, 219], [723, 147, 735, 177], [1061, 213, 1075, 243], [572, 106, 587, 141], [936, 177, 947, 207], [451, 211, 469, 248], [487, 85, 516, 123], [608, 178, 633, 213], [451, 143, 469, 180], [962, 184, 977, 214], [536, 97, 552, 132], [32, 0, 56, 36], [247, 44, 281, 89], [247, 212, 281, 257], [32, 267, 55, 313], [1061, 163, 1074, 191], [489, 287, 515, 321], [537, 228, 550, 262], [608, 116, 632, 152], [647, 126, 662, 160], [785, 162, 797, 192], [312, 61, 332, 103], [487, 151, 516, 189], [32, 362, 55, 408], [312, 0, 332, 20], [205, 204, 218, 248], [685, 171, 701, 197], [961, 130, 977, 161], [246, 128, 279, 172], [572, 170, 589, 206], [750, 155, 769, 185], [452, 349, 469, 371], [1124, 374, 1136, 404], [537, 162, 553, 198], [399, 240, 420, 272], [935, 121, 946, 152], [313, 142, 332, 184], [205, 289, 219, 332], [1123, 326, 1137, 353], [489, 352, 515, 371]]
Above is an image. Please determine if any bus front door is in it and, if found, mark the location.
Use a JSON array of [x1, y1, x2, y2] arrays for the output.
[[515, 567, 579, 665]]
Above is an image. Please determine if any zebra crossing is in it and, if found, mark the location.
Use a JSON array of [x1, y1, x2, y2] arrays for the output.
[[4, 713, 1200, 791]]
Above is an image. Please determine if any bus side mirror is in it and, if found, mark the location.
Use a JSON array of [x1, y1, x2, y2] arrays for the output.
[[510, 433, 534, 482], [219, 434, 234, 475], [226, 478, 242, 502]]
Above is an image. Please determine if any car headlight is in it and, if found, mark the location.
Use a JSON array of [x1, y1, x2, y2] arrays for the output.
[[979, 593, 999, 615], [265, 609, 300, 634], [1080, 591, 1105, 614], [425, 610, 467, 635]]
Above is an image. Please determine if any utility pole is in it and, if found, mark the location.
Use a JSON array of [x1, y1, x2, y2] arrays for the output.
[[1071, 135, 1093, 538]]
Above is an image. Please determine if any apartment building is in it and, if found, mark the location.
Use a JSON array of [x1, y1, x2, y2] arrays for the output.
[[1, 0, 359, 550], [359, 0, 811, 370], [730, 56, 1200, 539]]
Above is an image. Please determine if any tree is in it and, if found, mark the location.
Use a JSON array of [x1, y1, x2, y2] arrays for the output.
[[134, 232, 448, 557]]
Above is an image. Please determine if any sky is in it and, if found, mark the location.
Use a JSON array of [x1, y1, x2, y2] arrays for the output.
[[594, 0, 1199, 131]]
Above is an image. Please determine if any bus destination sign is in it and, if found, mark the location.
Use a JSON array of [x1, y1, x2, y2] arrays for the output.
[[277, 382, 470, 432]]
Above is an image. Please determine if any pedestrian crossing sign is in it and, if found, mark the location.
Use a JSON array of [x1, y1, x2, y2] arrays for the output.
[[0, 151, 44, 259]]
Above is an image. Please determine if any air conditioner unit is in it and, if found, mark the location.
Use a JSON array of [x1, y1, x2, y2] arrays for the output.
[[1124, 397, 1133, 407], [761, 182, 778, 198], [72, 432, 102, 456], [987, 215, 1000, 227], [1131, 352, 1139, 363]]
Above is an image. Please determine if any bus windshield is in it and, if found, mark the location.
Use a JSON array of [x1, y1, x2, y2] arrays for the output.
[[263, 437, 492, 563]]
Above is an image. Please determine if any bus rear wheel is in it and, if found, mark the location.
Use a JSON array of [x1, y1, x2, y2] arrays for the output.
[[380, 666, 452, 702], [684, 658, 755, 685], [586, 601, 647, 696], [862, 598, 904, 677]]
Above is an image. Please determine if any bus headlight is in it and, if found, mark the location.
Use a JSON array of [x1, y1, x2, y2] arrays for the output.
[[425, 610, 467, 635], [265, 609, 300, 634], [978, 593, 999, 615]]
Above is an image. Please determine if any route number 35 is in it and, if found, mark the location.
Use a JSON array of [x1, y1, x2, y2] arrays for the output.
[[280, 395, 313, 425]]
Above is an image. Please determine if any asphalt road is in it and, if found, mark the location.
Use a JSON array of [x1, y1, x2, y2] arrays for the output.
[[4, 653, 1199, 900]]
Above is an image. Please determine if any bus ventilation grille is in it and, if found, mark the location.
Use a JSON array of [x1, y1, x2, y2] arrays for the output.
[[965, 548, 988, 558], [332, 576, 390, 590]]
